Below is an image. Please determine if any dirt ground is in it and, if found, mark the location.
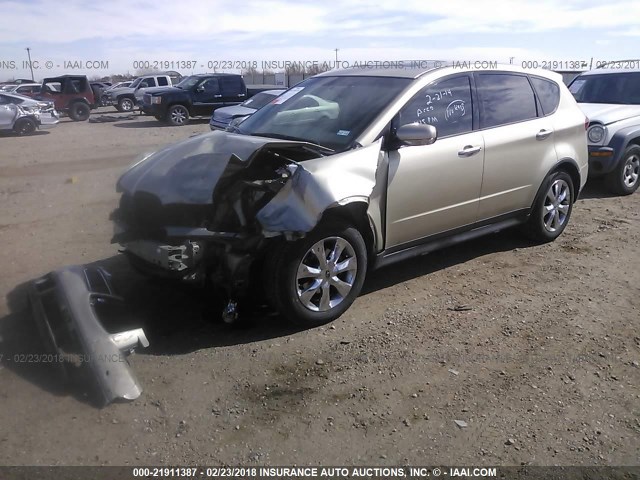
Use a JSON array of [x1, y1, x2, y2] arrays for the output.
[[0, 109, 638, 468]]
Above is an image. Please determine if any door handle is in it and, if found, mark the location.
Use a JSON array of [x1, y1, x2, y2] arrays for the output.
[[458, 145, 482, 157], [536, 129, 553, 140], [237, 93, 246, 97], [213, 94, 222, 98]]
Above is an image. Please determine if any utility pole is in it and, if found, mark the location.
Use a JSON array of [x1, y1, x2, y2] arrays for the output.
[[25, 47, 34, 80], [334, 48, 339, 68]]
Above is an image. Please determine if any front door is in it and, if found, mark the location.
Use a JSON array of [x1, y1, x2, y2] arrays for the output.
[[385, 74, 484, 249], [192, 78, 222, 116]]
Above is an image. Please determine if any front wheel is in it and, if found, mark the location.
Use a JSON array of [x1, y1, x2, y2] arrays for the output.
[[117, 97, 135, 112], [267, 223, 368, 326], [605, 145, 640, 195], [523, 171, 575, 243], [166, 105, 189, 126]]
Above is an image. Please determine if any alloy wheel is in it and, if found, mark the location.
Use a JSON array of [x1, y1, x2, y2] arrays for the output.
[[295, 237, 358, 312], [623, 153, 640, 188], [170, 107, 187, 125], [542, 179, 571, 233]]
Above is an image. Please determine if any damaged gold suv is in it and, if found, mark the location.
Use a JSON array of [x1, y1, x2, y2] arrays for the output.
[[112, 65, 588, 326]]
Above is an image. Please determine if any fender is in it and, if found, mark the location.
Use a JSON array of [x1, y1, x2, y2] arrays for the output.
[[608, 125, 640, 169]]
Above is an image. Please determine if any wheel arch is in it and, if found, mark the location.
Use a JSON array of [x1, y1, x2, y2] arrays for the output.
[[610, 127, 640, 166], [319, 201, 377, 262], [551, 159, 581, 201], [528, 159, 580, 217]]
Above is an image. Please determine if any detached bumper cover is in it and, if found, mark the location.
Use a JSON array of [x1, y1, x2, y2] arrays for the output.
[[28, 265, 148, 406]]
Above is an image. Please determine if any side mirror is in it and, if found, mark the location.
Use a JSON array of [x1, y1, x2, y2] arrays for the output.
[[196, 85, 205, 93], [395, 123, 437, 147]]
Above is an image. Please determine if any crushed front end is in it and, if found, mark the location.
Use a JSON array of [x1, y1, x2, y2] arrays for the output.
[[110, 131, 331, 315]]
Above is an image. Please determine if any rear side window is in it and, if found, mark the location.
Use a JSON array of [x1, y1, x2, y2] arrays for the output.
[[530, 77, 560, 115], [220, 77, 244, 96], [157, 77, 169, 87], [477, 73, 537, 128], [399, 75, 474, 138]]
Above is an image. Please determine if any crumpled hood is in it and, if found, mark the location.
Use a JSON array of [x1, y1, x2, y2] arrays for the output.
[[117, 130, 309, 205], [579, 103, 640, 125]]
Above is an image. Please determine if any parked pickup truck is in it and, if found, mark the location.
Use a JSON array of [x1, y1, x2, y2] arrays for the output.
[[104, 73, 181, 112], [141, 73, 280, 126]]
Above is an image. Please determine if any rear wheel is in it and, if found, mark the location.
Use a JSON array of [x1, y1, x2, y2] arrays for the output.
[[166, 105, 189, 126], [266, 222, 367, 326], [523, 171, 574, 243], [13, 118, 37, 136], [69, 102, 90, 121], [605, 145, 640, 195]]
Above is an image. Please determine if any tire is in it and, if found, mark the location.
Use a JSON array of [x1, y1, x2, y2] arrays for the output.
[[117, 97, 135, 112], [13, 118, 37, 136], [69, 102, 90, 121], [266, 222, 367, 326], [604, 145, 640, 195], [523, 171, 575, 243], [166, 105, 189, 126]]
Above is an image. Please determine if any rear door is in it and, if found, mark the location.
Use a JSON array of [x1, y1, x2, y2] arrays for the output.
[[475, 72, 557, 220], [385, 74, 484, 248], [219, 76, 246, 107]]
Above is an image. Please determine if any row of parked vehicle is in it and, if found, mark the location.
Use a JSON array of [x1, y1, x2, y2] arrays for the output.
[[2, 67, 639, 201]]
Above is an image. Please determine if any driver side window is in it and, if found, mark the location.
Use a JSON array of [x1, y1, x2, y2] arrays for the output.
[[200, 78, 220, 94], [399, 76, 473, 138]]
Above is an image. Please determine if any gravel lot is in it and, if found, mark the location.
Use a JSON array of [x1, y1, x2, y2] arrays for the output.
[[0, 109, 638, 467]]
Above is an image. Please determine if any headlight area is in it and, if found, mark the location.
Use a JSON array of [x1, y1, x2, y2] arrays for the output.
[[587, 124, 607, 144], [151, 96, 162, 104]]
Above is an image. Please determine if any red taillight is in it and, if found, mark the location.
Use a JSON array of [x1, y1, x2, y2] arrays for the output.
[[585, 116, 589, 130]]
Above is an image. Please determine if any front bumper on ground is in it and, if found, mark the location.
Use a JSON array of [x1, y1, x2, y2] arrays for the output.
[[28, 265, 148, 406]]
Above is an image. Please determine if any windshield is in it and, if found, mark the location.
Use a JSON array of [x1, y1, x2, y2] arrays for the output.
[[241, 91, 281, 109], [237, 75, 412, 151], [175, 76, 201, 90], [129, 78, 142, 88], [569, 73, 640, 104]]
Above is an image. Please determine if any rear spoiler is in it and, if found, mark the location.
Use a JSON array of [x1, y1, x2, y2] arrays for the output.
[[28, 265, 148, 406]]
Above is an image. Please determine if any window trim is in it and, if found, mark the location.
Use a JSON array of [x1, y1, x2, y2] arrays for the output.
[[529, 75, 561, 117], [474, 71, 541, 131], [394, 73, 478, 141]]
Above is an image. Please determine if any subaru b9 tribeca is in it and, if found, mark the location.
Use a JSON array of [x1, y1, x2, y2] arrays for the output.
[[111, 65, 588, 326]]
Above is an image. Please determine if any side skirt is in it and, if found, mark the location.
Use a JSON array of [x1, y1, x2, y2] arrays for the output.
[[372, 210, 529, 270]]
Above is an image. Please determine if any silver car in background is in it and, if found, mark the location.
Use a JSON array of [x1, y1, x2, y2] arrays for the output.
[[0, 92, 59, 130], [112, 65, 588, 325]]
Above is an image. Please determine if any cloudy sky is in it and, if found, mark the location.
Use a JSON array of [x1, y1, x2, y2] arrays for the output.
[[0, 0, 636, 80]]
